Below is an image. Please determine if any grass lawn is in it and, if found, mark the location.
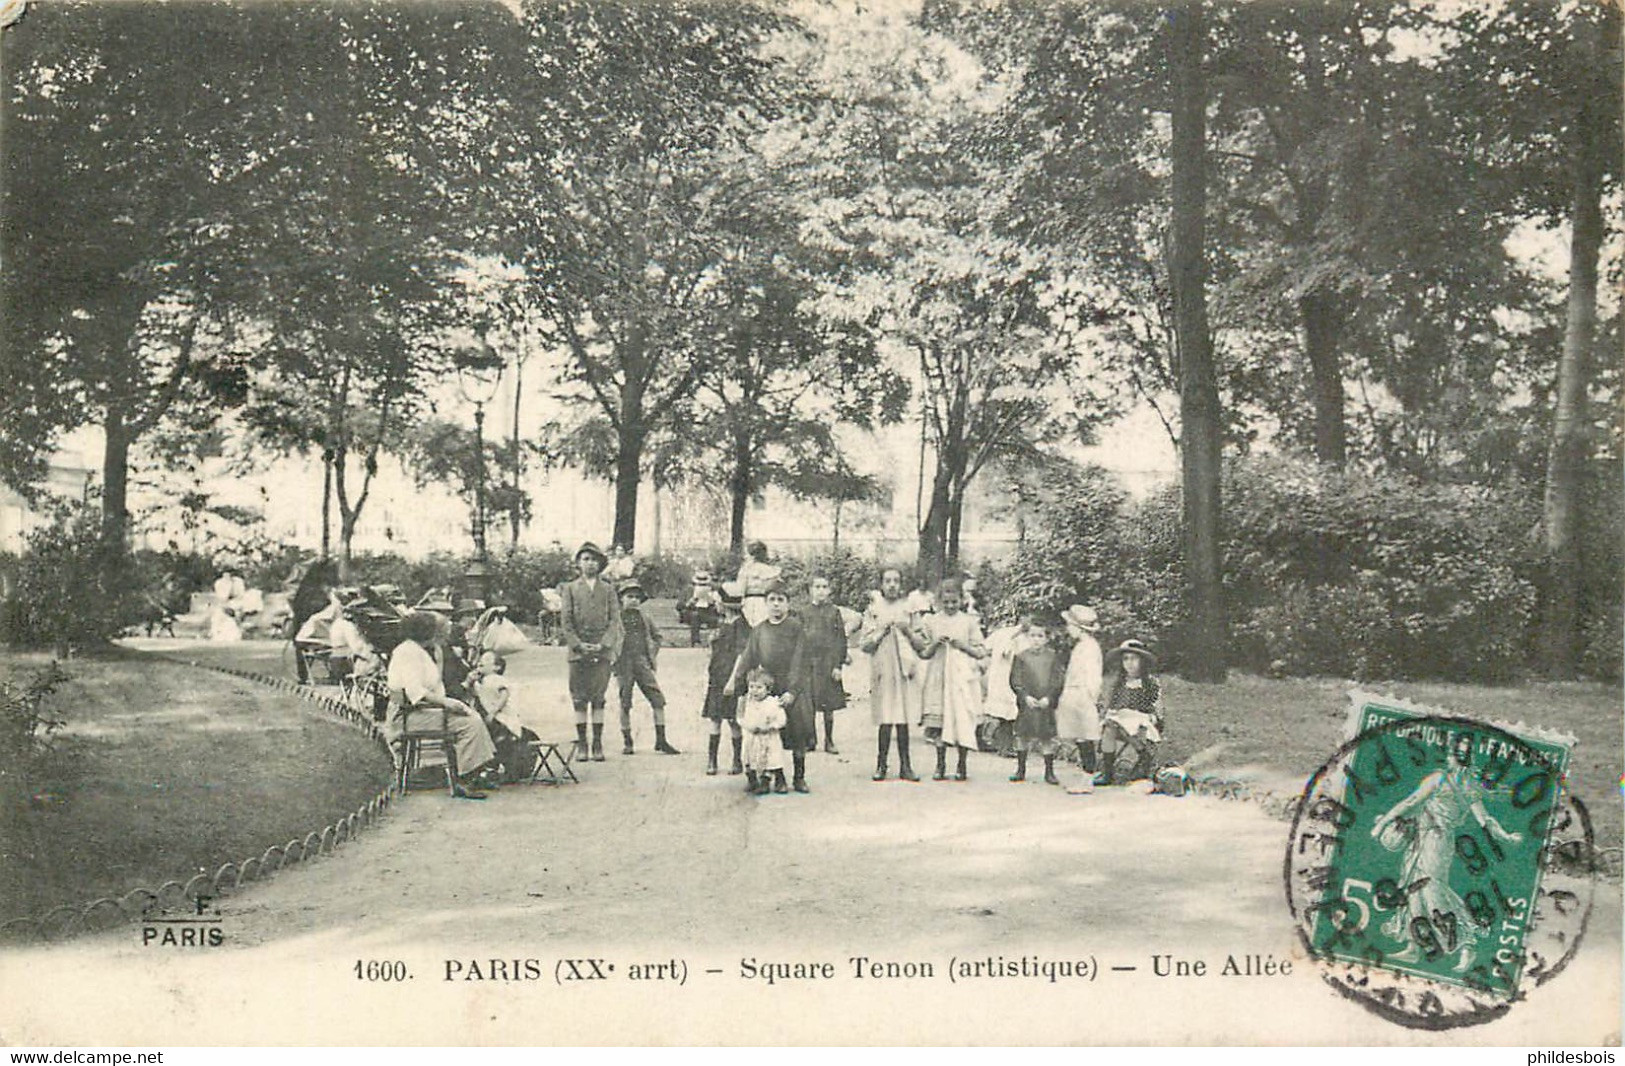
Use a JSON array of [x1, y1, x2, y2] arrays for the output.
[[0, 649, 394, 924], [1160, 673, 1623, 858]]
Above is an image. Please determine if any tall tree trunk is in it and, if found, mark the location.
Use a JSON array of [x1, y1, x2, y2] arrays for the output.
[[320, 449, 333, 558], [1540, 74, 1606, 676], [338, 511, 357, 582], [612, 424, 644, 552], [728, 431, 752, 554], [652, 483, 663, 557], [1169, 0, 1227, 682], [1300, 291, 1348, 467], [832, 494, 843, 553], [509, 358, 524, 551], [946, 482, 965, 575], [100, 407, 131, 549], [918, 458, 958, 587]]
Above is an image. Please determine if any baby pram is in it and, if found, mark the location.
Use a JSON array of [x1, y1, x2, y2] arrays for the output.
[[340, 587, 407, 721]]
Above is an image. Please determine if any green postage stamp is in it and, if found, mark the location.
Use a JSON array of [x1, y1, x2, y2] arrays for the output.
[[1286, 692, 1595, 1029]]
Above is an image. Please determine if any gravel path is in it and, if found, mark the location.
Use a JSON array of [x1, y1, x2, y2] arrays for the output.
[[1, 640, 1614, 1046]]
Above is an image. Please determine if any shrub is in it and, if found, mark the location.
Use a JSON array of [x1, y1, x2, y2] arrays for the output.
[[982, 465, 1179, 649], [490, 547, 575, 622], [346, 551, 461, 598], [1220, 457, 1540, 681], [0, 661, 70, 802], [994, 455, 1551, 681], [776, 548, 884, 610], [631, 554, 692, 600], [0, 503, 143, 653]]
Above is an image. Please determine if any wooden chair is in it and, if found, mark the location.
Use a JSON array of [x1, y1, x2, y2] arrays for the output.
[[395, 694, 459, 796]]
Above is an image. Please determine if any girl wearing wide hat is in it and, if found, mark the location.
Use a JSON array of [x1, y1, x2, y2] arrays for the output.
[[1097, 639, 1165, 785], [1056, 604, 1105, 780]]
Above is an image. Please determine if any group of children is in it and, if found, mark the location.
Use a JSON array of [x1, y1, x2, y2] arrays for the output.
[[678, 565, 1169, 797], [990, 609, 1165, 789], [700, 573, 849, 795]]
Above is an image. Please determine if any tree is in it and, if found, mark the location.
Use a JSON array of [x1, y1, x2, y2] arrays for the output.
[[781, 4, 1101, 583], [488, 0, 788, 552], [224, 3, 518, 572], [401, 416, 534, 556], [1169, 0, 1227, 680], [1, 1, 512, 564], [691, 224, 904, 552], [1525, 2, 1621, 672], [0, 2, 289, 545]]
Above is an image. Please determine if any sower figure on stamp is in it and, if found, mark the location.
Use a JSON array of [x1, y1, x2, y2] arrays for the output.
[[559, 541, 624, 762], [726, 580, 813, 793], [797, 574, 849, 755], [1368, 730, 1523, 970], [616, 578, 679, 756], [916, 577, 988, 781], [1097, 639, 1163, 785], [701, 583, 749, 777], [1008, 612, 1067, 785], [860, 566, 928, 782]]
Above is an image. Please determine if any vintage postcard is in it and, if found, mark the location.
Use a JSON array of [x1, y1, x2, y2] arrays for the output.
[[0, 0, 1618, 1048]]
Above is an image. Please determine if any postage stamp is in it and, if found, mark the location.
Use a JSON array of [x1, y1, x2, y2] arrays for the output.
[[1285, 692, 1597, 1029]]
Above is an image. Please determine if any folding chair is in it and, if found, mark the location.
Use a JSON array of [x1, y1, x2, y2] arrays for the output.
[[528, 740, 579, 785]]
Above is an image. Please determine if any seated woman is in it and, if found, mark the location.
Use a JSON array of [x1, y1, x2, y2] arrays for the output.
[[1096, 638, 1165, 786], [385, 610, 500, 800]]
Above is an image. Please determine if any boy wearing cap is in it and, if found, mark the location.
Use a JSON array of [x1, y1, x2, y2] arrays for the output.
[[616, 579, 678, 755], [701, 583, 749, 776], [559, 541, 624, 761]]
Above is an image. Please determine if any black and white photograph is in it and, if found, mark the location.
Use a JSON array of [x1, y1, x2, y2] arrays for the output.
[[0, 0, 1619, 1047]]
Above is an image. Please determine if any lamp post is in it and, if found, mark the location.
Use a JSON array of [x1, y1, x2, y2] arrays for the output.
[[458, 343, 504, 572]]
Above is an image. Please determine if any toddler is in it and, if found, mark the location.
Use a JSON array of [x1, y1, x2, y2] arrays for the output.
[[739, 668, 788, 796]]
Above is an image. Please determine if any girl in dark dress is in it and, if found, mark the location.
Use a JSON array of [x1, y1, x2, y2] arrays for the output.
[[797, 574, 849, 755], [1097, 639, 1166, 785], [726, 581, 813, 793], [702, 586, 749, 777]]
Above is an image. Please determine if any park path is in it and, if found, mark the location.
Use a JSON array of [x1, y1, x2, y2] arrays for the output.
[[0, 640, 1616, 1046]]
